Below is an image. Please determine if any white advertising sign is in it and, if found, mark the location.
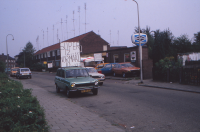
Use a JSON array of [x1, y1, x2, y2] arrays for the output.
[[60, 42, 81, 67], [94, 53, 102, 61], [48, 63, 53, 68]]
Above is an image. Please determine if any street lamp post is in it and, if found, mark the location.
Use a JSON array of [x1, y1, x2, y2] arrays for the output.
[[133, 0, 143, 83], [6, 34, 14, 71]]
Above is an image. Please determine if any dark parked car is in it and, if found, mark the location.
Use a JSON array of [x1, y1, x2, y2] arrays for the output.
[[112, 63, 140, 78], [54, 67, 99, 98]]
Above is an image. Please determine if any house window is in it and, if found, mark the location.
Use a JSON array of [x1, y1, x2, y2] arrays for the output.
[[113, 54, 119, 63], [80, 45, 82, 52], [52, 51, 55, 56], [47, 52, 50, 57], [103, 45, 107, 51], [36, 56, 37, 59], [57, 49, 60, 56], [124, 53, 130, 62], [38, 55, 40, 59], [41, 54, 43, 58], [44, 53, 46, 58]]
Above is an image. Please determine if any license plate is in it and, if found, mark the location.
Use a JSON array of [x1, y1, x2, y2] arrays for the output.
[[22, 73, 28, 75], [81, 89, 91, 93]]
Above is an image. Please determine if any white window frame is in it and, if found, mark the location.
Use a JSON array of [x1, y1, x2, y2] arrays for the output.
[[57, 49, 60, 56], [113, 54, 119, 63], [52, 50, 55, 56], [47, 51, 50, 57]]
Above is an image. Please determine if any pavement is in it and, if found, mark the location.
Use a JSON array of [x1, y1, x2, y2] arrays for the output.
[[21, 72, 200, 132], [106, 76, 200, 94]]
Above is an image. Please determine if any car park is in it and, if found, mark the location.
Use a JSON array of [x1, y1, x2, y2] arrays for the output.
[[16, 68, 32, 79], [101, 63, 116, 75], [54, 67, 99, 98], [112, 62, 140, 78], [10, 67, 19, 77], [85, 67, 105, 85]]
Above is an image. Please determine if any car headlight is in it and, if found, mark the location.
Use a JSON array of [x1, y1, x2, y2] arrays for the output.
[[101, 75, 105, 78], [71, 83, 75, 87], [95, 81, 98, 85]]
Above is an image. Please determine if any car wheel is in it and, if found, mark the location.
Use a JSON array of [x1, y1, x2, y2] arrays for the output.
[[56, 84, 60, 93], [30, 76, 32, 79], [92, 89, 98, 95], [113, 72, 116, 77], [66, 89, 71, 98], [122, 73, 126, 78]]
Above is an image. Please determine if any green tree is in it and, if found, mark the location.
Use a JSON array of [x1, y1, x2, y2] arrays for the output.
[[16, 42, 36, 68], [172, 34, 192, 56], [192, 31, 200, 52]]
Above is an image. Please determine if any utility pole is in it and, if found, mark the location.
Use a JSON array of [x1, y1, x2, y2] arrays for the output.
[[53, 25, 54, 44], [66, 15, 68, 39], [78, 6, 80, 35], [84, 3, 87, 33], [47, 27, 49, 46], [61, 18, 63, 41], [73, 11, 75, 37]]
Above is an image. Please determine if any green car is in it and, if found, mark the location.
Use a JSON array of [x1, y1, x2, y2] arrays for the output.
[[54, 67, 99, 98]]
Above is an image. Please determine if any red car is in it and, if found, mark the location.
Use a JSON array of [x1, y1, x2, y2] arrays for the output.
[[112, 63, 140, 78]]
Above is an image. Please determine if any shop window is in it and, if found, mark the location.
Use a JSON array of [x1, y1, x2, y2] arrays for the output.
[[113, 54, 119, 63], [124, 53, 130, 62]]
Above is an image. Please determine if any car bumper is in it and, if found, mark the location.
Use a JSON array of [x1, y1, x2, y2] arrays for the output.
[[69, 86, 99, 93], [18, 75, 31, 78]]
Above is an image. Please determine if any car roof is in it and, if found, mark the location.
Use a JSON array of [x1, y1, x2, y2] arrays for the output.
[[59, 67, 85, 70]]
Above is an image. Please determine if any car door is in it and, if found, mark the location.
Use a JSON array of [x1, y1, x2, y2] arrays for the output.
[[101, 64, 111, 74], [113, 64, 120, 74]]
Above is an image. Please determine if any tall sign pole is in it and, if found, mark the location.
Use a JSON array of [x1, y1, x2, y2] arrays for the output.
[[133, 0, 143, 83]]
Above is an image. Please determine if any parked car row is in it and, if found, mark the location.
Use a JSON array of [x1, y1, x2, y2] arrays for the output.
[[9, 67, 32, 79], [96, 62, 140, 78]]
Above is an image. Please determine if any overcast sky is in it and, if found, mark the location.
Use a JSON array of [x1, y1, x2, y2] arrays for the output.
[[1, 0, 200, 58]]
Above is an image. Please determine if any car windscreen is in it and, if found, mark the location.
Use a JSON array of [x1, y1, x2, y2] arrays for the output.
[[66, 69, 89, 78], [12, 69, 18, 71], [21, 69, 30, 72], [86, 68, 98, 73], [121, 63, 134, 68]]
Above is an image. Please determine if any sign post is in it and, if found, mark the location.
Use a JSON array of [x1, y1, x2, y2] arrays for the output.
[[131, 33, 148, 83]]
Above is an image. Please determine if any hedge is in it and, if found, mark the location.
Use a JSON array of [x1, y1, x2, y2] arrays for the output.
[[0, 73, 49, 132]]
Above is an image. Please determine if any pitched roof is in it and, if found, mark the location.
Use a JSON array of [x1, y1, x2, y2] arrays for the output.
[[34, 31, 93, 55], [0, 53, 14, 60]]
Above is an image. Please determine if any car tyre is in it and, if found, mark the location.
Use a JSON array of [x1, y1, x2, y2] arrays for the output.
[[122, 73, 126, 78], [56, 84, 60, 93], [92, 89, 98, 95]]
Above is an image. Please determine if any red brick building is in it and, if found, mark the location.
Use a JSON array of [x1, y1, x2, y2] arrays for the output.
[[33, 31, 153, 79]]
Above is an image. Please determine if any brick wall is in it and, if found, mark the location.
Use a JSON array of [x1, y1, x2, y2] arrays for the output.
[[80, 32, 110, 54]]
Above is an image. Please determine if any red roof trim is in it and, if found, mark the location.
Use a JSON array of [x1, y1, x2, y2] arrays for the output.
[[34, 31, 93, 55]]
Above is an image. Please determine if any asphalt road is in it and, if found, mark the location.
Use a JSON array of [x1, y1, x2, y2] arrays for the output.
[[13, 72, 200, 132]]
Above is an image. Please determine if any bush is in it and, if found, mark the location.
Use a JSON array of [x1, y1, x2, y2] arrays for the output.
[[30, 63, 45, 71], [153, 56, 181, 82], [0, 73, 49, 132]]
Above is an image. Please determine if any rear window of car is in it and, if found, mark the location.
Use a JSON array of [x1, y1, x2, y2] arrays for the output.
[[21, 69, 30, 72]]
